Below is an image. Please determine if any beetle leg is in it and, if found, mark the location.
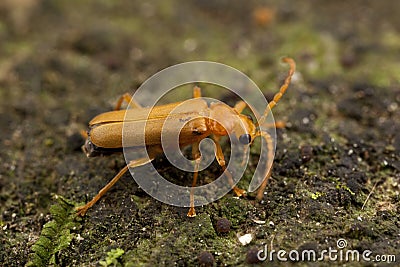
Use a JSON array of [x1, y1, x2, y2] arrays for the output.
[[80, 129, 88, 139], [193, 86, 202, 98], [114, 93, 142, 110], [257, 168, 272, 200], [253, 130, 275, 200], [187, 141, 201, 217], [234, 101, 247, 113], [76, 156, 154, 216], [274, 121, 286, 128], [261, 121, 286, 128], [212, 135, 246, 197], [241, 145, 250, 166], [274, 121, 286, 129]]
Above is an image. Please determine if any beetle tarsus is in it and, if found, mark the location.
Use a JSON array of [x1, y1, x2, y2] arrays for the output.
[[76, 205, 90, 217], [233, 187, 247, 197], [187, 207, 196, 217]]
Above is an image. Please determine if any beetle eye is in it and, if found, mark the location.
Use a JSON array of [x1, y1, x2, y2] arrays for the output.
[[239, 134, 251, 145]]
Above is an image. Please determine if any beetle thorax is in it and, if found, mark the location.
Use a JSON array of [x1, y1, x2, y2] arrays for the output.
[[208, 102, 241, 136]]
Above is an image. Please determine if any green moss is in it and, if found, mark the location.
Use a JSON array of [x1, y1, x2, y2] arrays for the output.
[[122, 212, 216, 265], [336, 182, 355, 196], [310, 191, 323, 200], [99, 248, 125, 267], [26, 195, 81, 267], [217, 197, 252, 227]]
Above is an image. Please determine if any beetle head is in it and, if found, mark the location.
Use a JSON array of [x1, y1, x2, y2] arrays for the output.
[[234, 114, 256, 145]]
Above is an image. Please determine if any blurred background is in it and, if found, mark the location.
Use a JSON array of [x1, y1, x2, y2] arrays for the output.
[[1, 0, 399, 266]]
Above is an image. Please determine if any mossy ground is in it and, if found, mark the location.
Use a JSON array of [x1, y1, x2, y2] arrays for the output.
[[0, 0, 399, 266]]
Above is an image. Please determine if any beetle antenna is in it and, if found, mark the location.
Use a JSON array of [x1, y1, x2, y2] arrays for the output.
[[258, 57, 296, 126]]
